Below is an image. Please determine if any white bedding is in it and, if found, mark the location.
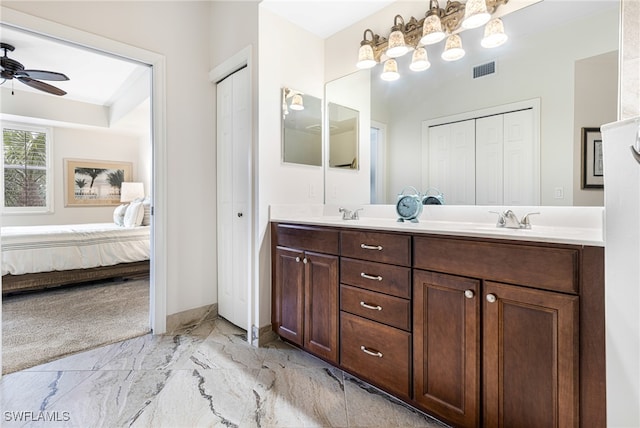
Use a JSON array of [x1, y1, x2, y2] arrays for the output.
[[1, 223, 150, 276]]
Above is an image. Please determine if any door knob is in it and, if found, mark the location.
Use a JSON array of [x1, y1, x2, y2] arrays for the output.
[[237, 212, 243, 217]]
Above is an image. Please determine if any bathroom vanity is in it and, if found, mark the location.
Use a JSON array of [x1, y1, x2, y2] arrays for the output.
[[270, 205, 605, 428]]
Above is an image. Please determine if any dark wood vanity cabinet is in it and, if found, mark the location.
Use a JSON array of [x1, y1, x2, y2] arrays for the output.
[[272, 223, 605, 428], [272, 224, 340, 364], [413, 270, 480, 428], [414, 236, 603, 428]]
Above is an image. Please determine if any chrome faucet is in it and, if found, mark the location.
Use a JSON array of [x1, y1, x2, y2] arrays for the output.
[[490, 210, 540, 229], [339, 207, 362, 220]]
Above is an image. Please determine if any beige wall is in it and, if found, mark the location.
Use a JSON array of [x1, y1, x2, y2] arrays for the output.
[[621, 0, 640, 119], [573, 51, 618, 206]]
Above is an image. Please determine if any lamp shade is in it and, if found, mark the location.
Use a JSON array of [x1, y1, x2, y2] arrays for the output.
[[380, 59, 400, 81], [290, 94, 304, 110], [421, 14, 445, 45], [120, 182, 144, 202], [386, 29, 409, 58], [481, 18, 508, 48], [441, 34, 465, 61], [356, 44, 376, 69], [410, 47, 431, 72], [462, 0, 490, 29]]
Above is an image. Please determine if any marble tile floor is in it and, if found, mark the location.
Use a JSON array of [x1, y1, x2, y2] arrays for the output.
[[0, 317, 449, 428]]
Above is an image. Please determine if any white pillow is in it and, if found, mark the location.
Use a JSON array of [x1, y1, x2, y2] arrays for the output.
[[123, 201, 144, 227], [113, 204, 129, 226], [141, 198, 151, 226]]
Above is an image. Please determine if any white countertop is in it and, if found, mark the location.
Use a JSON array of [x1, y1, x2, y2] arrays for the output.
[[269, 204, 605, 247]]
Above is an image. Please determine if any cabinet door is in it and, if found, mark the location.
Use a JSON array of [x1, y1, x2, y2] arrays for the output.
[[273, 247, 305, 346], [483, 281, 578, 428], [304, 251, 339, 363], [413, 270, 480, 428]]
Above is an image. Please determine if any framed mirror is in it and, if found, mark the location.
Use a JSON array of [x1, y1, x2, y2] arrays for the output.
[[328, 102, 359, 169], [281, 87, 322, 166]]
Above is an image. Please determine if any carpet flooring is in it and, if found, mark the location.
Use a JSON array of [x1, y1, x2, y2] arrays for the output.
[[2, 278, 150, 374]]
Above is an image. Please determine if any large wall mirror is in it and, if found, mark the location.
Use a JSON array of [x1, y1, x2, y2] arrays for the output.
[[281, 87, 322, 166], [325, 0, 619, 206], [328, 102, 359, 169]]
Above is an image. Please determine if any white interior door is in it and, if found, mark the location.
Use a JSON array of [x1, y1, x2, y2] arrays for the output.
[[476, 115, 504, 205], [428, 120, 475, 204], [216, 67, 250, 330]]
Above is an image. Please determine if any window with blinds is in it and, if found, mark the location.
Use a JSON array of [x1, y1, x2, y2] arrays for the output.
[[2, 123, 52, 213]]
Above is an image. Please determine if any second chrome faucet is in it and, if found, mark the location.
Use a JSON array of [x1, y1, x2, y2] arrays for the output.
[[491, 209, 540, 229]]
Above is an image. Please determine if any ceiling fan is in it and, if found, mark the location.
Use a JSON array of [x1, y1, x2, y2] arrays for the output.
[[1, 42, 69, 96]]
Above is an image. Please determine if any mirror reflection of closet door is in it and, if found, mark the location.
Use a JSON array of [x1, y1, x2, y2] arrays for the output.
[[216, 67, 250, 330]]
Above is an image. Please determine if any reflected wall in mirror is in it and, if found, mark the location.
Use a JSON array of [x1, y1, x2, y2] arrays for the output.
[[328, 102, 359, 169], [281, 87, 322, 166], [325, 0, 619, 206]]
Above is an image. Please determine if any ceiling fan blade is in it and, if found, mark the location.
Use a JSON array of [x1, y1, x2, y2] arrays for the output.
[[16, 76, 67, 96], [17, 69, 69, 81]]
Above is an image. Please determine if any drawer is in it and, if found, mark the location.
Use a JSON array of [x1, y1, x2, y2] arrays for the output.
[[414, 236, 579, 294], [274, 224, 339, 255], [341, 230, 411, 266], [341, 284, 411, 331], [341, 258, 411, 298], [340, 312, 411, 400]]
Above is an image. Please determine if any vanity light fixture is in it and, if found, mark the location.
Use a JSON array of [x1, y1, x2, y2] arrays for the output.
[[356, 0, 509, 81], [410, 47, 431, 71], [386, 15, 410, 58], [481, 18, 508, 48], [282, 87, 305, 119], [462, 0, 491, 29], [441, 34, 465, 61], [381, 59, 400, 81]]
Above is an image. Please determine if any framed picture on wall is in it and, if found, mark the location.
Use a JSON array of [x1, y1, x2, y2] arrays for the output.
[[64, 158, 133, 207], [581, 127, 604, 189]]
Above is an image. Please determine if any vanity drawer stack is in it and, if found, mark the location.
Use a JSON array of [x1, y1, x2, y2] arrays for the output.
[[339, 230, 413, 400]]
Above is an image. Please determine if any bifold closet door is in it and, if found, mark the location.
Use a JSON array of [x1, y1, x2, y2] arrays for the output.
[[216, 67, 250, 330]]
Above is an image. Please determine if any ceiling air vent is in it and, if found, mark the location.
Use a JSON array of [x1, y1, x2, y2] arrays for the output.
[[473, 61, 496, 79]]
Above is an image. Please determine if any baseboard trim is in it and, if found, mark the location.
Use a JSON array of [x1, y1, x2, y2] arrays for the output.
[[166, 303, 218, 334], [255, 324, 278, 347]]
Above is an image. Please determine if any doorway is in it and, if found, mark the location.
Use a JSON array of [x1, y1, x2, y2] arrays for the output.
[[0, 8, 168, 375]]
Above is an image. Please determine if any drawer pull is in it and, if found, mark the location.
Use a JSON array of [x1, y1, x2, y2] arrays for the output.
[[360, 272, 383, 281], [359, 301, 383, 311], [360, 243, 383, 251], [360, 345, 383, 358]]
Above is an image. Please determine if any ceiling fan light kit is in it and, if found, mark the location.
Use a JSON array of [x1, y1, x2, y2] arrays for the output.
[[0, 42, 70, 96], [355, 0, 510, 80]]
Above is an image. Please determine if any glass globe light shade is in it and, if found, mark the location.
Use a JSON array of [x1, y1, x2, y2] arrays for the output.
[[462, 0, 491, 29], [481, 18, 508, 48], [441, 34, 465, 61], [380, 59, 400, 81], [410, 47, 431, 72], [420, 14, 445, 45], [386, 30, 409, 58], [356, 44, 376, 69], [290, 94, 304, 111]]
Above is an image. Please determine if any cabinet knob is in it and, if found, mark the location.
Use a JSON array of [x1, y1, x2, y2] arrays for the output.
[[486, 293, 497, 303], [360, 345, 383, 358], [464, 289, 475, 299], [302, 258, 308, 264], [295, 257, 300, 263]]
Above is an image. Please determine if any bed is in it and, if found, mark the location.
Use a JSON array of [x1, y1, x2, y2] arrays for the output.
[[2, 223, 150, 295]]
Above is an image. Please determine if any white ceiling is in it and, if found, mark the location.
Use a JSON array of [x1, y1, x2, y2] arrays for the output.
[[0, 25, 147, 106], [260, 0, 396, 39]]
